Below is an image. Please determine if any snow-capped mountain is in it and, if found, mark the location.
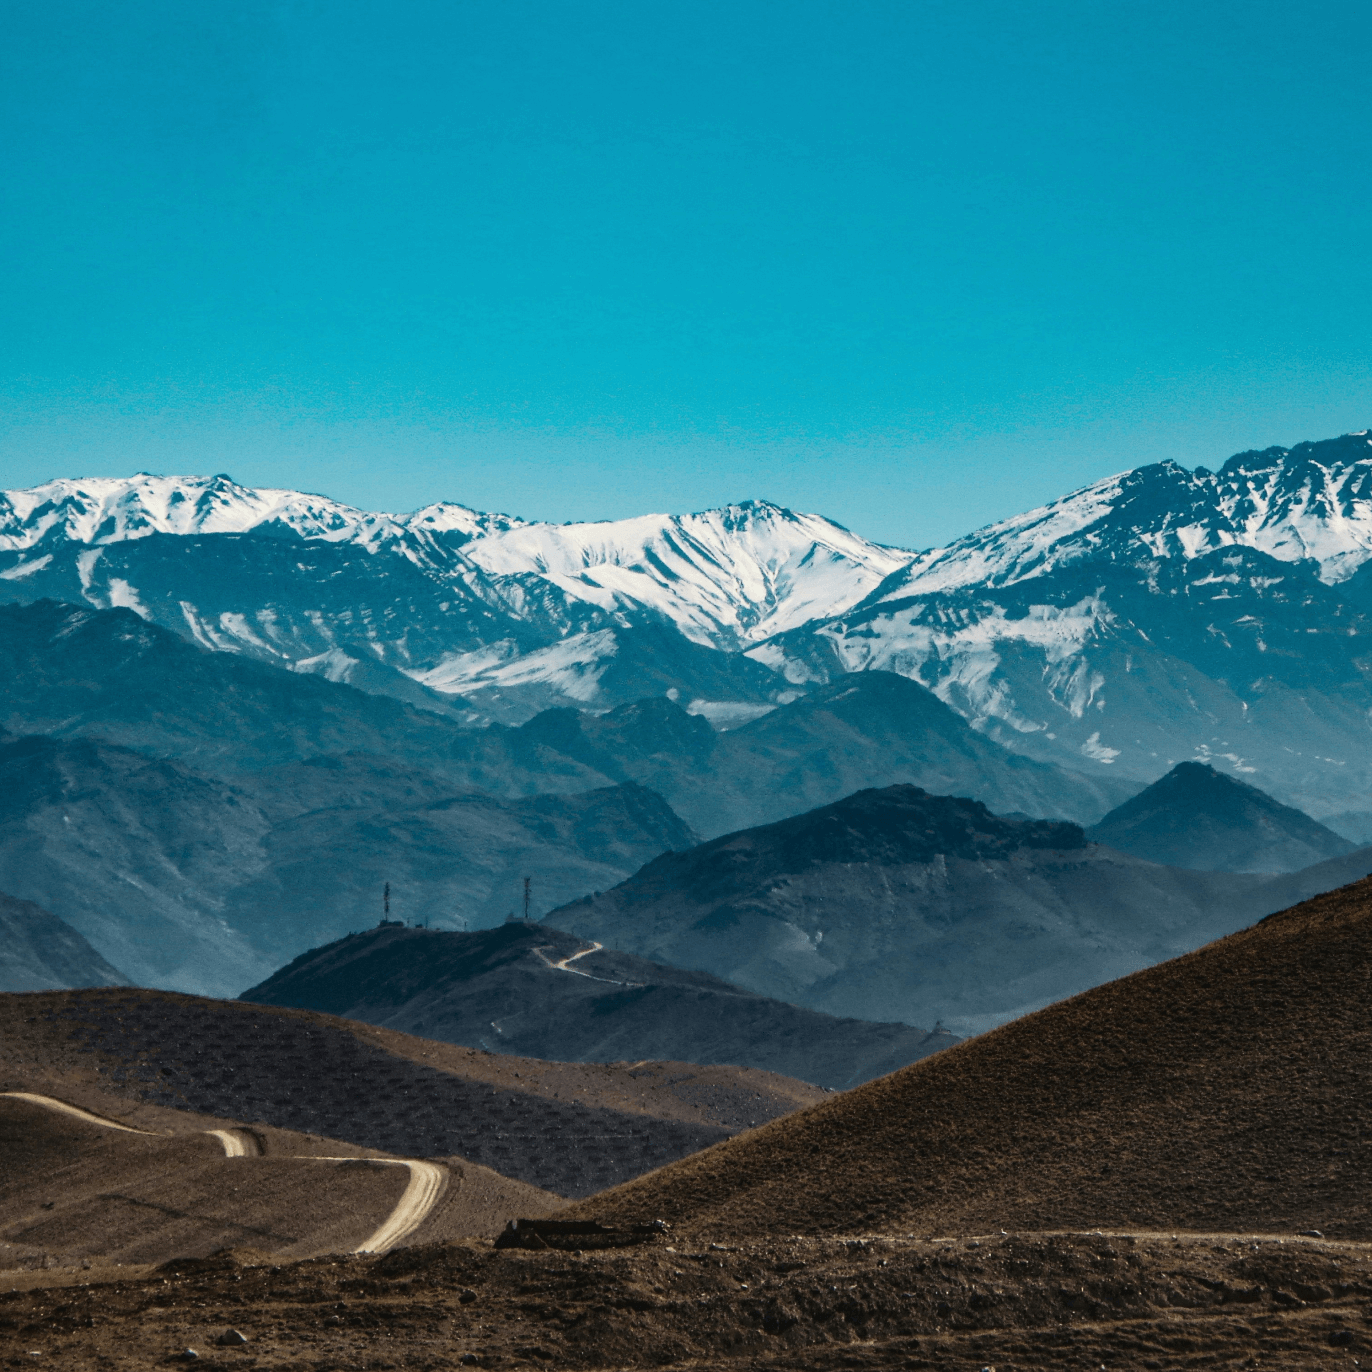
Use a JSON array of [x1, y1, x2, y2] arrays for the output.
[[0, 472, 525, 550], [752, 430, 1372, 822], [9, 430, 1372, 824], [0, 474, 908, 721], [871, 429, 1372, 595]]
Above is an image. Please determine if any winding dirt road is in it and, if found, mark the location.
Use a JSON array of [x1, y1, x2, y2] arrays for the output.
[[534, 940, 644, 987], [313, 1159, 449, 1253], [1, 1092, 445, 1254]]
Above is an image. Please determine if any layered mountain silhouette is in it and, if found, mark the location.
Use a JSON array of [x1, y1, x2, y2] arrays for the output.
[[0, 731, 695, 995], [14, 436, 1372, 821], [545, 783, 1372, 1034], [240, 923, 957, 1089], [523, 670, 1131, 835], [0, 601, 1128, 830], [0, 891, 130, 992], [568, 872, 1372, 1242], [1087, 761, 1355, 873]]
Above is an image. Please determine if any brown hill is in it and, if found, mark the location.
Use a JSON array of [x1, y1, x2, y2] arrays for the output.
[[565, 874, 1372, 1241], [0, 1090, 557, 1275], [0, 988, 823, 1201]]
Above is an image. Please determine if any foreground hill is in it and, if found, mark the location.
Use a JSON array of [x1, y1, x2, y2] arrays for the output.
[[241, 924, 957, 1089], [1087, 760, 1355, 873], [547, 783, 1372, 1033], [0, 1090, 557, 1272], [0, 989, 823, 1199], [0, 893, 130, 993], [566, 872, 1372, 1241]]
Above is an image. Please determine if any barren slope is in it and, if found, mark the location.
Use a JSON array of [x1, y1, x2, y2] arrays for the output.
[[0, 1091, 559, 1275], [0, 989, 824, 1200], [242, 924, 955, 1089], [564, 874, 1372, 1241]]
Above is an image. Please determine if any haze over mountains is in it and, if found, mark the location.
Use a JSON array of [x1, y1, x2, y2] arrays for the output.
[[1087, 760, 1355, 873], [0, 724, 694, 995], [241, 923, 957, 1089], [9, 429, 1372, 825], [0, 892, 129, 993], [546, 784, 1372, 1034]]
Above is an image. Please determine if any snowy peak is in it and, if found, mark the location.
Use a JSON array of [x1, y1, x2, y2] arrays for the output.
[[0, 474, 526, 554], [464, 499, 913, 645], [0, 473, 385, 550], [874, 430, 1372, 602]]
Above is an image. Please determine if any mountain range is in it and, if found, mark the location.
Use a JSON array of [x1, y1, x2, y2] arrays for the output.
[[545, 783, 1372, 1034], [10, 431, 1372, 827]]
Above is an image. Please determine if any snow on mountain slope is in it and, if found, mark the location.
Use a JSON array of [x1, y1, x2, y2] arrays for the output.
[[0, 478, 903, 716], [881, 430, 1372, 599], [748, 431, 1372, 820], [11, 433, 1372, 813], [461, 500, 913, 647], [0, 473, 524, 552]]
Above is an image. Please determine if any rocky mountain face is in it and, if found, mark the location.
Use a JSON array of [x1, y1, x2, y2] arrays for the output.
[[758, 431, 1372, 823], [544, 784, 1372, 1035], [14, 435, 1372, 823], [0, 475, 901, 721], [0, 891, 130, 992], [240, 923, 957, 1089], [0, 728, 697, 996], [1087, 761, 1354, 873]]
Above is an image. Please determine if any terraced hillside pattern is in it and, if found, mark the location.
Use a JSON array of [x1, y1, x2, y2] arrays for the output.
[[0, 989, 824, 1200]]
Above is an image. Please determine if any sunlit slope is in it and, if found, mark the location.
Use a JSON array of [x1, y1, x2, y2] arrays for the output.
[[567, 875, 1372, 1240]]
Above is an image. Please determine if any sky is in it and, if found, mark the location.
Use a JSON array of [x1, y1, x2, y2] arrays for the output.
[[2, 0, 1371, 550]]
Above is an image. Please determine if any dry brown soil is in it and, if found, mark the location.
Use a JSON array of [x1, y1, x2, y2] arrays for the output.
[[566, 875, 1372, 1241], [4, 1229, 1372, 1369], [0, 989, 825, 1199], [0, 1092, 557, 1276]]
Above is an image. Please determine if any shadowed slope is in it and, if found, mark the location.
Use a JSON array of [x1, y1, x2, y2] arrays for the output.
[[1, 989, 823, 1200], [1087, 760, 1354, 873], [567, 875, 1372, 1240], [0, 893, 130, 992], [547, 783, 1363, 1033], [241, 923, 957, 1089]]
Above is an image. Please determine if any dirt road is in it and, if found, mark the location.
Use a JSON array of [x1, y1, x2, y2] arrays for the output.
[[2, 1092, 446, 1255]]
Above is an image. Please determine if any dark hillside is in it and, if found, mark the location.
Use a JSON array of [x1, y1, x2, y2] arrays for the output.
[[0, 892, 130, 992], [241, 923, 956, 1088], [547, 783, 1317, 1033], [1087, 760, 1354, 873]]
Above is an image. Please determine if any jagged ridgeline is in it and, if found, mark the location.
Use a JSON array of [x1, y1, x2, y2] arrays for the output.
[[7, 433, 1372, 825]]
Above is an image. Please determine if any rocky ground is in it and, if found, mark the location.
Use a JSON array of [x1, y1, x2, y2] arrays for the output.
[[3, 1229, 1370, 1369]]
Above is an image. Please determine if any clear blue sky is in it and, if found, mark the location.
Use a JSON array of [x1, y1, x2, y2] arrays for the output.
[[2, 0, 1370, 548]]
